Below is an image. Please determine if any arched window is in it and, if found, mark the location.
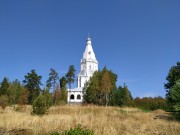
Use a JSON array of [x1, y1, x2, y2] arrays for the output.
[[70, 94, 74, 100], [77, 94, 81, 100], [89, 65, 91, 70]]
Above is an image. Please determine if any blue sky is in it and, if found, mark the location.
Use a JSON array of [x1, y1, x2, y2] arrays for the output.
[[0, 0, 179, 98]]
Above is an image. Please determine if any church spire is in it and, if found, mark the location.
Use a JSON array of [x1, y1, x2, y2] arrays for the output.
[[82, 35, 98, 63], [86, 33, 91, 43]]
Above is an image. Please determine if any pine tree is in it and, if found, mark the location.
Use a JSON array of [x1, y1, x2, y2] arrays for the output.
[[66, 65, 76, 89], [60, 76, 67, 89], [23, 69, 42, 104], [46, 68, 59, 90], [0, 77, 10, 96], [59, 76, 67, 104], [169, 80, 180, 111], [165, 62, 180, 106], [119, 84, 133, 106]]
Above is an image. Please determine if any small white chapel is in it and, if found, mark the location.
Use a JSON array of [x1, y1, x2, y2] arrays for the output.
[[67, 35, 98, 103]]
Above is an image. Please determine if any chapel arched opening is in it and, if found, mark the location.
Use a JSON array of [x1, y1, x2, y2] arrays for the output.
[[70, 94, 74, 100], [77, 94, 81, 100]]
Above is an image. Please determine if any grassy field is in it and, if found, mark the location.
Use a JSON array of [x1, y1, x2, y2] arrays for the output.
[[0, 105, 180, 135]]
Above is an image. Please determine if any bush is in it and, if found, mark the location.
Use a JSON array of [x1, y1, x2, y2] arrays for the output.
[[50, 131, 59, 135], [129, 97, 168, 111], [32, 94, 51, 115], [17, 88, 28, 111], [62, 124, 94, 135], [0, 95, 9, 110]]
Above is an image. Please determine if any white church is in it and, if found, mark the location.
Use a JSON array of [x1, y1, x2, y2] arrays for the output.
[[67, 36, 98, 103]]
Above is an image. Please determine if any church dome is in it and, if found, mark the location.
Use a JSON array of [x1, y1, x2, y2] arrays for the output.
[[86, 37, 91, 42]]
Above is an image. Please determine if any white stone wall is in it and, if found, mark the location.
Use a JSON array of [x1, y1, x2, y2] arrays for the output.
[[67, 87, 83, 103]]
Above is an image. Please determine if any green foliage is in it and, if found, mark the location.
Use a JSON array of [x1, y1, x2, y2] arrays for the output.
[[52, 85, 67, 105], [59, 76, 68, 104], [46, 68, 59, 90], [23, 69, 42, 104], [110, 87, 121, 106], [32, 93, 52, 115], [129, 97, 167, 111], [0, 77, 10, 96], [119, 85, 133, 106], [165, 62, 180, 106], [43, 88, 53, 107], [66, 65, 76, 89], [62, 124, 94, 135], [17, 88, 28, 111], [101, 68, 112, 106], [83, 67, 117, 106], [50, 131, 59, 135], [60, 76, 67, 89], [59, 89, 67, 104], [110, 85, 133, 106], [0, 95, 9, 110], [7, 79, 25, 104], [169, 80, 180, 112], [52, 85, 61, 105]]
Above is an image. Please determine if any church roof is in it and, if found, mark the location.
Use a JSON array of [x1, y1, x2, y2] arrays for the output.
[[82, 36, 98, 63]]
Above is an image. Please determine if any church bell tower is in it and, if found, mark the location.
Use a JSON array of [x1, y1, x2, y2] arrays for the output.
[[77, 35, 98, 88]]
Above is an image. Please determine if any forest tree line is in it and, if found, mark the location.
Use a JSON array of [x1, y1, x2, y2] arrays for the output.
[[0, 62, 180, 114]]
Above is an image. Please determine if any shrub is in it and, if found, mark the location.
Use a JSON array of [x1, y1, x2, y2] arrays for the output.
[[32, 94, 51, 115], [17, 88, 28, 111], [62, 124, 94, 135], [0, 95, 9, 110], [129, 97, 168, 111]]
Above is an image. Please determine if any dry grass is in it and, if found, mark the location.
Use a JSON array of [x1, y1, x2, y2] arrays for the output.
[[0, 105, 180, 135]]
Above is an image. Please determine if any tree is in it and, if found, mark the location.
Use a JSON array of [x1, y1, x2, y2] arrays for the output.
[[42, 87, 53, 108], [60, 76, 67, 90], [17, 87, 28, 111], [59, 76, 67, 104], [132, 96, 167, 111], [0, 95, 9, 110], [83, 67, 117, 106], [8, 79, 23, 104], [32, 94, 51, 115], [110, 87, 121, 106], [52, 84, 60, 105], [66, 65, 76, 89], [110, 85, 133, 106], [83, 71, 101, 105], [169, 80, 180, 111], [58, 89, 67, 104], [23, 69, 42, 104], [101, 69, 112, 106], [0, 77, 10, 96], [165, 62, 180, 104], [46, 68, 59, 90], [119, 84, 133, 106]]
